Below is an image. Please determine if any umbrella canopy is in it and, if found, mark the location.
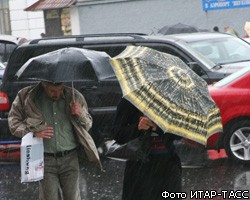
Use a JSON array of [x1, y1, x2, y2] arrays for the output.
[[110, 46, 222, 145], [16, 47, 114, 82], [158, 23, 199, 35]]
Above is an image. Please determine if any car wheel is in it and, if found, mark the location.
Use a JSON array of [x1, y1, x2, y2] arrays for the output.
[[224, 120, 250, 164]]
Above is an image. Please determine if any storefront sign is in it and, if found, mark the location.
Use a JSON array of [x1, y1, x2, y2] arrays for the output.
[[203, 0, 250, 11]]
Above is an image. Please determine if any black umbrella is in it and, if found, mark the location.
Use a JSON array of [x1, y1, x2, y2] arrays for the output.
[[16, 47, 114, 82], [16, 47, 114, 102], [158, 23, 199, 35]]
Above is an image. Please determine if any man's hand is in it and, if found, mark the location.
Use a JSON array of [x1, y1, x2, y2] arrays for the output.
[[34, 126, 53, 139], [138, 116, 157, 131], [71, 102, 83, 116]]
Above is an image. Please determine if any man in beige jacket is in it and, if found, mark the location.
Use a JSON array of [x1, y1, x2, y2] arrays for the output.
[[8, 81, 101, 200]]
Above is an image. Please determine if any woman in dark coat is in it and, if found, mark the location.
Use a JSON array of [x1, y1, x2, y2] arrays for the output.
[[113, 98, 182, 200]]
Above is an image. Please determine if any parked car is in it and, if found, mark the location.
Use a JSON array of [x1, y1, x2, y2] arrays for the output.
[[0, 35, 27, 64], [1, 32, 250, 160], [209, 67, 250, 164], [180, 33, 250, 75]]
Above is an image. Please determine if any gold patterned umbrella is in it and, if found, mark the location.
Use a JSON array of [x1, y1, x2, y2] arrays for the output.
[[110, 46, 222, 145]]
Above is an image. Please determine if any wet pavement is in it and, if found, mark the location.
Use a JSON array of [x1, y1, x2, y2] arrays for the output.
[[1, 146, 250, 200]]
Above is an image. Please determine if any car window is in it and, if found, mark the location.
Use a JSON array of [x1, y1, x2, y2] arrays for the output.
[[87, 44, 209, 78], [80, 62, 98, 81], [150, 46, 188, 62], [148, 44, 208, 77], [191, 43, 220, 61], [0, 42, 17, 63], [189, 38, 250, 64]]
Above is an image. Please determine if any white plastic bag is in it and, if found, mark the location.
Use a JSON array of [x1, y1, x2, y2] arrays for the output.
[[21, 132, 44, 183]]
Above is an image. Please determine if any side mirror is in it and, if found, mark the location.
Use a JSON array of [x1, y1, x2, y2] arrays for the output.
[[187, 62, 206, 77]]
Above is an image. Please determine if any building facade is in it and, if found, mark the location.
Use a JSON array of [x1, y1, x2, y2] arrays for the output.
[[9, 0, 45, 39], [2, 0, 250, 39], [71, 0, 250, 37]]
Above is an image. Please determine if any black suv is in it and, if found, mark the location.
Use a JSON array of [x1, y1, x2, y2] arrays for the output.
[[2, 32, 250, 158]]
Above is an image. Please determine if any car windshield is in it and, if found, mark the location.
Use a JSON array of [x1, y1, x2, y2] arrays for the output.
[[213, 67, 250, 87], [175, 39, 215, 69], [188, 37, 250, 65]]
